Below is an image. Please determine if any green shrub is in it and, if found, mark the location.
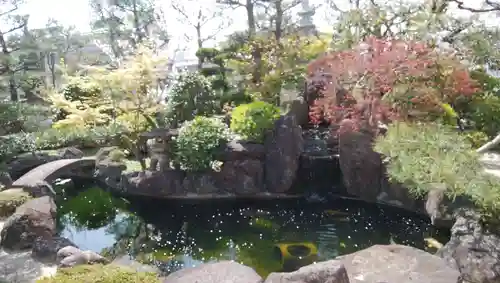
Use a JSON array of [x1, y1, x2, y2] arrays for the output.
[[230, 101, 281, 143], [0, 124, 126, 162], [62, 77, 102, 103], [0, 102, 52, 135], [374, 122, 500, 215], [467, 93, 500, 138], [165, 72, 221, 127], [465, 131, 490, 149], [173, 116, 231, 171]]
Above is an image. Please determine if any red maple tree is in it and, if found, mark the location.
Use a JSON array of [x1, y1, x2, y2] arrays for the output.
[[306, 37, 479, 133]]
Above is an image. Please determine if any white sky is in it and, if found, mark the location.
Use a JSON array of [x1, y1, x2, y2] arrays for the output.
[[17, 0, 500, 58]]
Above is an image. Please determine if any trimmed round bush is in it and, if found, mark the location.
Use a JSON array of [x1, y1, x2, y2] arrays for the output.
[[230, 101, 281, 143], [173, 116, 231, 171], [165, 72, 221, 127]]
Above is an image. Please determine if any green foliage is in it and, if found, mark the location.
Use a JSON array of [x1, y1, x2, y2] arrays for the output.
[[109, 149, 127, 162], [36, 264, 160, 283], [0, 125, 125, 162], [465, 131, 490, 149], [62, 76, 102, 103], [0, 102, 51, 134], [456, 70, 500, 138], [374, 122, 500, 214], [224, 34, 331, 104], [230, 101, 281, 143], [173, 116, 231, 172], [165, 72, 221, 127]]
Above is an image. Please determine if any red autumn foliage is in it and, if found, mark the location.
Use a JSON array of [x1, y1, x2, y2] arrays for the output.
[[306, 37, 479, 133]]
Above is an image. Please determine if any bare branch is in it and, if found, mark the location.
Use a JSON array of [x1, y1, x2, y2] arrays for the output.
[[446, 0, 500, 12]]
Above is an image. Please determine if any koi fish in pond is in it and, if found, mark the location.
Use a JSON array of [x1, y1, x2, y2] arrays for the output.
[[324, 210, 349, 216], [424, 237, 443, 249]]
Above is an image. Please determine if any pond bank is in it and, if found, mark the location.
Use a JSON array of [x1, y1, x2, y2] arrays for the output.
[[0, 220, 58, 283]]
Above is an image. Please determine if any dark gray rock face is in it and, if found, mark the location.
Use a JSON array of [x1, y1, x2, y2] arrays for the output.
[[264, 114, 304, 193], [437, 209, 500, 283], [31, 236, 78, 263], [0, 196, 57, 251], [338, 129, 424, 212], [425, 185, 474, 229], [162, 261, 262, 283], [265, 260, 349, 283], [57, 147, 84, 159]]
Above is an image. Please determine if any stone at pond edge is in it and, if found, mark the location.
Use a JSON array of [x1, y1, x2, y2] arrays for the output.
[[0, 172, 12, 191], [216, 140, 266, 161], [436, 209, 500, 283], [32, 236, 78, 264], [57, 247, 109, 267], [338, 130, 423, 212], [264, 114, 304, 193], [57, 147, 84, 159], [264, 260, 350, 283], [0, 189, 31, 218], [122, 170, 185, 196], [162, 261, 262, 283], [0, 196, 57, 251], [95, 158, 127, 190], [425, 184, 474, 229], [337, 244, 460, 283]]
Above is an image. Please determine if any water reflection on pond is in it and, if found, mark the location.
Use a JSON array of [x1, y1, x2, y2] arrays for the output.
[[54, 180, 448, 277]]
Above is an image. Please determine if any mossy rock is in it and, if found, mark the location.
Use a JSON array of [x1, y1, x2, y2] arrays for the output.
[[0, 189, 31, 218], [36, 264, 161, 283]]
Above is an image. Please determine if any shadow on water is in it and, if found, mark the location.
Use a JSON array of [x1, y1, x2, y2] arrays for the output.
[[53, 178, 449, 277]]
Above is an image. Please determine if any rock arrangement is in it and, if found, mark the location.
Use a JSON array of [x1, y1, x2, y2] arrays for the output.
[[98, 114, 305, 198], [160, 245, 460, 283]]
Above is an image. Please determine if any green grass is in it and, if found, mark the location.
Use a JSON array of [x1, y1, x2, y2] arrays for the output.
[[0, 189, 31, 218], [36, 264, 161, 283]]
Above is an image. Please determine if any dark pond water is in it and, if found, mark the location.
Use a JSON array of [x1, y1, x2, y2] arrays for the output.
[[54, 179, 448, 277]]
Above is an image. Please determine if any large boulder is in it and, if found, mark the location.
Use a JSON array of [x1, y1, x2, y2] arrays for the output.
[[31, 236, 78, 263], [436, 209, 500, 283], [0, 196, 57, 251], [425, 185, 474, 229], [265, 260, 349, 283], [338, 129, 423, 211], [337, 244, 460, 283], [57, 147, 84, 159], [215, 159, 264, 195], [264, 114, 304, 193], [0, 171, 12, 190], [162, 261, 262, 283], [57, 247, 109, 267], [121, 170, 185, 197]]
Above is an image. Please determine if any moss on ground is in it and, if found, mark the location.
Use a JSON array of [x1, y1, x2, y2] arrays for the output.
[[36, 264, 161, 283], [0, 189, 31, 218]]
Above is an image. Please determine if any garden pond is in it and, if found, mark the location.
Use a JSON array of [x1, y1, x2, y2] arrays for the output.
[[54, 179, 449, 277]]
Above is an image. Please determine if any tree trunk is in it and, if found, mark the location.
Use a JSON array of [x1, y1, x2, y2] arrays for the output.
[[0, 33, 18, 101], [196, 23, 203, 70]]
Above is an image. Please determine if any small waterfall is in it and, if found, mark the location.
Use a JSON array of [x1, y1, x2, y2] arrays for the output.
[[294, 126, 344, 196]]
